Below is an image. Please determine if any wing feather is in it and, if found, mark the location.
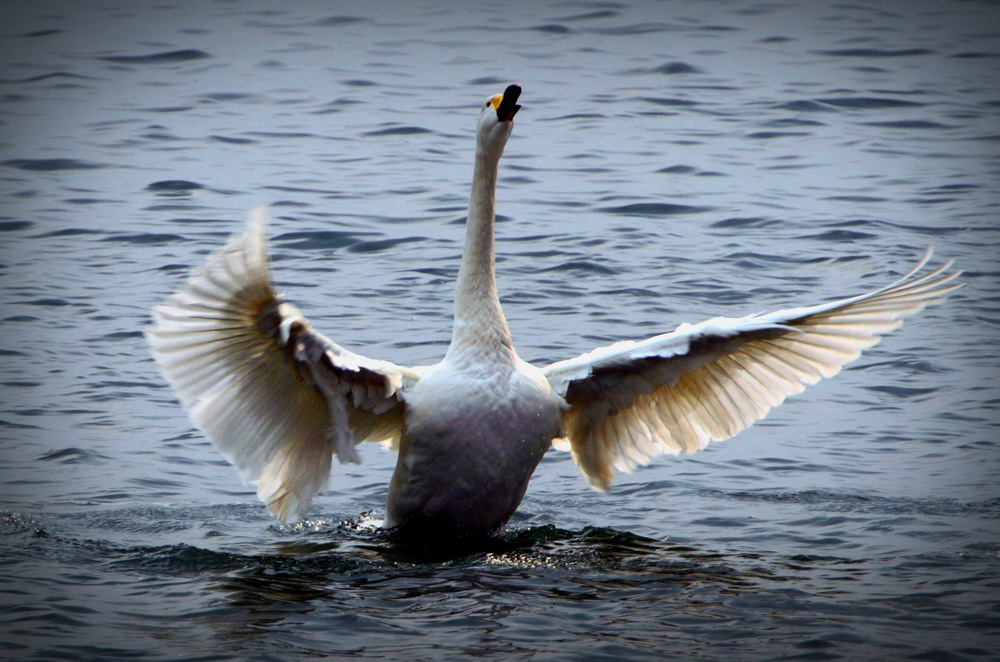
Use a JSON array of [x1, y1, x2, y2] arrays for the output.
[[147, 208, 418, 521], [545, 251, 962, 489]]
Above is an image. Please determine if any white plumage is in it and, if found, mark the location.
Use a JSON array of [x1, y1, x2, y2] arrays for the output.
[[147, 85, 962, 535]]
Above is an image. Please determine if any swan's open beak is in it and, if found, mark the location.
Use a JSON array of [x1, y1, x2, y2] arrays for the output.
[[496, 84, 521, 122]]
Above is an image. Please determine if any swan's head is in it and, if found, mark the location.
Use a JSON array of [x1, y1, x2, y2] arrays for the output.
[[477, 84, 521, 154]]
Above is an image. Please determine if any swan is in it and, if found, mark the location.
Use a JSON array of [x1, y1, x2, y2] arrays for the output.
[[147, 84, 962, 537]]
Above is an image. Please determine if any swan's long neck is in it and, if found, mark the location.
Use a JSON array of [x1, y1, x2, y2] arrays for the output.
[[445, 137, 514, 366]]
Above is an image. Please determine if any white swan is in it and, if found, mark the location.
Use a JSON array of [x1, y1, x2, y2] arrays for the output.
[[147, 84, 962, 536]]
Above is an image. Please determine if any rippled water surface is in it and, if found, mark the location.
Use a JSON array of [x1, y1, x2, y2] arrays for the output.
[[1, 1, 998, 660]]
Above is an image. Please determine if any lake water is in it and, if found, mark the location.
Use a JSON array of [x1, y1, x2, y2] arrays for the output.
[[1, 0, 998, 660]]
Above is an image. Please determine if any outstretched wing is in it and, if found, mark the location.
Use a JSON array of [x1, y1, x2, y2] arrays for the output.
[[146, 208, 419, 521], [543, 251, 962, 490]]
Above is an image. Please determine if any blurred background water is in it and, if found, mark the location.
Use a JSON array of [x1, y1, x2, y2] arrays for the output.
[[1, 0, 998, 660]]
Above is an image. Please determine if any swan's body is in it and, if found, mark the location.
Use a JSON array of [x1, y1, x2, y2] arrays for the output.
[[147, 85, 962, 537]]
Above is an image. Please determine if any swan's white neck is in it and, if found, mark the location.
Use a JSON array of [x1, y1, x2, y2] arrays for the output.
[[445, 132, 515, 367]]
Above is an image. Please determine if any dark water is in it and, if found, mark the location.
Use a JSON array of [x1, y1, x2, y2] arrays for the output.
[[1, 0, 998, 660]]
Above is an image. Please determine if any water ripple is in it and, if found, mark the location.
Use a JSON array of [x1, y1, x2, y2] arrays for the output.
[[2, 158, 105, 171], [814, 48, 936, 58], [598, 202, 712, 217], [99, 49, 211, 64]]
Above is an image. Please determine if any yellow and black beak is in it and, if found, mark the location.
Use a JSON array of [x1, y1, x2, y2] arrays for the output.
[[492, 84, 521, 122]]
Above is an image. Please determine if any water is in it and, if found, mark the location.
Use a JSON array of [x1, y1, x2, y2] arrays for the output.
[[1, 0, 998, 659]]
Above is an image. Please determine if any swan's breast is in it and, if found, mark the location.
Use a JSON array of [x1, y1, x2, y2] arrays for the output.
[[386, 359, 561, 533]]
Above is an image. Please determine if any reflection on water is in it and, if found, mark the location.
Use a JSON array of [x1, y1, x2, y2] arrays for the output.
[[1, 0, 998, 659], [185, 524, 772, 658]]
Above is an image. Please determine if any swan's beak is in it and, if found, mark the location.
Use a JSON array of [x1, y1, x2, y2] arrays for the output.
[[496, 84, 521, 122]]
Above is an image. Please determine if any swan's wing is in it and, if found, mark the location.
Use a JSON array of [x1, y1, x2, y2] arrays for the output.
[[543, 250, 962, 489], [146, 208, 420, 521]]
